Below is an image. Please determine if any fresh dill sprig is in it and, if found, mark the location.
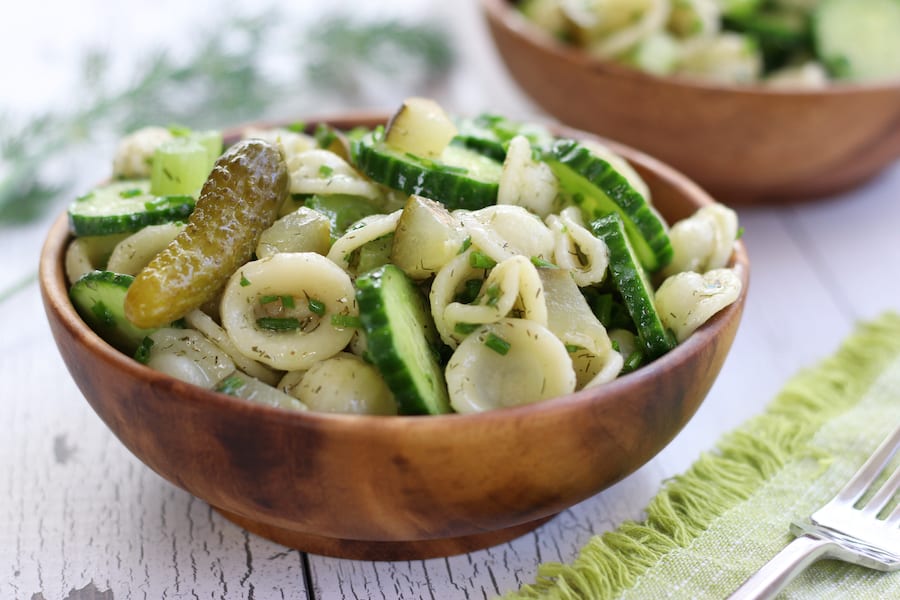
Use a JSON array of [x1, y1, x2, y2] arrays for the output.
[[0, 11, 455, 228]]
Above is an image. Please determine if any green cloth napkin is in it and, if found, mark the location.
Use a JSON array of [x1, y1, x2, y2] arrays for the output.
[[507, 312, 900, 600]]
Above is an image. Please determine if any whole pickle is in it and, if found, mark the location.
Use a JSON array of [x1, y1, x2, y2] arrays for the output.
[[124, 139, 288, 329]]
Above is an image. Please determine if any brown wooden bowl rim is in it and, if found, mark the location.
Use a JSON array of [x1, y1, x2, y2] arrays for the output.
[[481, 0, 900, 97], [40, 112, 750, 439]]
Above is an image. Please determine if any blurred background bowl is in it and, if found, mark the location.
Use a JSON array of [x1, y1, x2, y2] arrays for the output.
[[481, 0, 900, 204], [40, 115, 749, 562]]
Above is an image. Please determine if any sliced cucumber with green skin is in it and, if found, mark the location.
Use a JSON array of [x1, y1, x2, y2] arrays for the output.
[[591, 213, 675, 360], [69, 270, 157, 353], [304, 194, 383, 239], [68, 180, 195, 236], [356, 264, 450, 415], [351, 131, 502, 210], [546, 139, 672, 272], [452, 113, 554, 162], [813, 0, 900, 81]]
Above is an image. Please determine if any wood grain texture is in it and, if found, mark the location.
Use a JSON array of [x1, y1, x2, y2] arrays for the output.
[[481, 0, 900, 204]]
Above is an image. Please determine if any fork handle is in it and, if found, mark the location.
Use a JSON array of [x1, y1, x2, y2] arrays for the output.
[[727, 534, 842, 599]]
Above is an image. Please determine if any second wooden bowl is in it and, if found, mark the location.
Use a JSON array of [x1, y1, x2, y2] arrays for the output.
[[482, 0, 900, 204]]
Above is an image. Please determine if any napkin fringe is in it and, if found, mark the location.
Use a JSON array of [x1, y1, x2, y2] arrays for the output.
[[505, 312, 900, 600]]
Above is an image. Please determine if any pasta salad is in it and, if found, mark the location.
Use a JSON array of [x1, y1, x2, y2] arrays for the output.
[[516, 0, 900, 86], [65, 98, 742, 416]]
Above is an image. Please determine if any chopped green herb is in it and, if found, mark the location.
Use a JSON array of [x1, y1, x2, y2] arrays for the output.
[[281, 295, 295, 309], [484, 332, 511, 355], [240, 274, 251, 287], [331, 314, 361, 328], [118, 188, 144, 199], [318, 164, 334, 177], [469, 250, 497, 270], [530, 256, 557, 269], [483, 284, 501, 307], [134, 337, 155, 364], [736, 226, 745, 240], [454, 322, 480, 335], [259, 294, 280, 305], [286, 121, 307, 133], [308, 298, 326, 316], [621, 349, 644, 374], [217, 375, 246, 396], [565, 343, 583, 353], [314, 123, 337, 148], [457, 236, 472, 254], [256, 317, 301, 331], [453, 278, 483, 304]]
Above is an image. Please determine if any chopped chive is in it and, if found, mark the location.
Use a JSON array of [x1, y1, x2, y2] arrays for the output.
[[286, 121, 306, 133], [216, 375, 246, 396], [469, 250, 497, 270], [167, 124, 192, 137], [331, 314, 361, 328], [119, 187, 144, 199], [308, 298, 326, 316], [736, 226, 745, 240], [314, 123, 337, 148], [318, 164, 334, 177], [531, 256, 557, 269], [259, 294, 280, 305], [484, 332, 511, 356], [457, 236, 472, 254], [483, 284, 501, 307], [134, 337, 155, 364], [256, 317, 301, 331], [611, 339, 621, 353], [454, 322, 480, 335], [240, 274, 251, 287], [453, 278, 483, 304], [281, 295, 295, 309], [565, 343, 583, 353], [622, 349, 644, 374]]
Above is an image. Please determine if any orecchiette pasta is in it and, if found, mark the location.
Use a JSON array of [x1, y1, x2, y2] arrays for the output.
[[326, 210, 402, 272], [429, 248, 491, 348], [497, 135, 560, 218], [183, 308, 282, 385], [445, 318, 577, 413], [455, 204, 555, 264], [546, 211, 610, 287], [539, 268, 622, 388], [107, 222, 185, 276], [287, 149, 382, 200], [443, 254, 548, 331], [143, 327, 235, 389], [655, 268, 742, 342], [112, 126, 174, 179], [220, 252, 358, 371], [586, 0, 671, 58], [664, 203, 738, 276], [282, 353, 398, 416], [64, 233, 129, 284]]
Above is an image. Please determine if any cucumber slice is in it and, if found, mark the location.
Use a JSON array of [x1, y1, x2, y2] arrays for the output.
[[69, 270, 157, 353], [355, 264, 451, 415], [590, 214, 675, 360], [725, 9, 811, 71], [150, 137, 210, 196], [304, 194, 383, 239], [452, 113, 554, 162], [813, 0, 900, 81], [68, 180, 195, 237], [351, 131, 502, 210], [545, 139, 672, 272]]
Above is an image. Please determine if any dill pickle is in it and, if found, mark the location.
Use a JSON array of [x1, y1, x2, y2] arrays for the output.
[[124, 139, 288, 329]]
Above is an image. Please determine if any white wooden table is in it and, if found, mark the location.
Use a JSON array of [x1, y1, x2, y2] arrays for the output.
[[3, 1, 899, 598]]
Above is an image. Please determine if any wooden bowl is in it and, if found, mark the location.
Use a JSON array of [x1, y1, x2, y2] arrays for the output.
[[39, 115, 749, 561], [482, 0, 900, 204]]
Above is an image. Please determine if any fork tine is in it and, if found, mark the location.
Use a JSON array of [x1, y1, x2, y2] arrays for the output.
[[861, 460, 900, 517], [833, 422, 900, 505]]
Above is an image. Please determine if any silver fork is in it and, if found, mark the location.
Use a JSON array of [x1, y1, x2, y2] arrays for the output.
[[728, 422, 900, 599]]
